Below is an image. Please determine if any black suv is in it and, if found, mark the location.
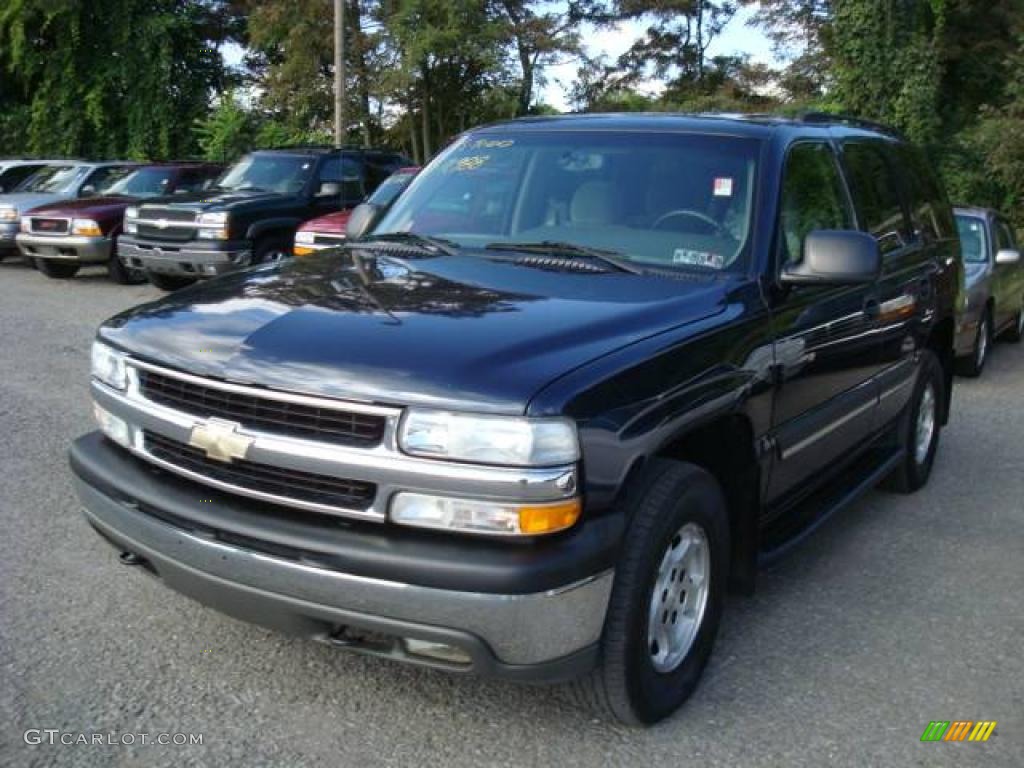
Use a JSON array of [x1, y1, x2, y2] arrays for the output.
[[117, 147, 411, 290], [73, 114, 960, 725]]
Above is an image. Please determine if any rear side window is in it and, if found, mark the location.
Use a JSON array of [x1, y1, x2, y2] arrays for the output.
[[841, 141, 910, 255], [893, 144, 956, 242], [778, 142, 854, 265]]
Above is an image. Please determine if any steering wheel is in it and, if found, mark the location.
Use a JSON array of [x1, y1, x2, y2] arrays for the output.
[[652, 209, 724, 236]]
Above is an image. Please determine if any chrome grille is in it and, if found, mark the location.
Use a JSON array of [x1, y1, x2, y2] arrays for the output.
[[138, 369, 386, 448], [144, 430, 376, 511]]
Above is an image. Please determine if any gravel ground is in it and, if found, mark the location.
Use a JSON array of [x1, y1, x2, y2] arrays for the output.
[[1, 257, 1022, 767]]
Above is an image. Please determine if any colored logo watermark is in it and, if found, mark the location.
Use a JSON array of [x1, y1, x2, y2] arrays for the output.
[[921, 721, 997, 742]]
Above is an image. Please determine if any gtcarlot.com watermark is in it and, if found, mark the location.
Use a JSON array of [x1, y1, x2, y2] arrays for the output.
[[24, 729, 203, 747]]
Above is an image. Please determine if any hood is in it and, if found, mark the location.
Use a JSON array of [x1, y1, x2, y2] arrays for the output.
[[139, 188, 289, 213], [24, 195, 134, 221], [0, 192, 62, 214], [298, 210, 352, 235], [99, 251, 731, 414]]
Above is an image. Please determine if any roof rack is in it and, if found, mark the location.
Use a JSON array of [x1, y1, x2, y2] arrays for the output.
[[799, 111, 905, 138]]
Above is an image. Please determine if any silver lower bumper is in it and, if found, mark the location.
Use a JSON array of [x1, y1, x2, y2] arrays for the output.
[[16, 233, 112, 262], [75, 476, 612, 672], [117, 241, 251, 277]]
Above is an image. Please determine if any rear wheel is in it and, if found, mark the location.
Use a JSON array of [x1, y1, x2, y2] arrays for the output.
[[884, 349, 944, 493], [35, 258, 80, 279], [146, 271, 195, 292], [567, 460, 729, 725]]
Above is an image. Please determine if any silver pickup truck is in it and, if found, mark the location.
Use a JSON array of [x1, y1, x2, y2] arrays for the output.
[[954, 207, 1024, 376]]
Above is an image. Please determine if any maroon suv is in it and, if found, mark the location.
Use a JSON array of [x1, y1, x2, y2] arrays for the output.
[[17, 163, 222, 283]]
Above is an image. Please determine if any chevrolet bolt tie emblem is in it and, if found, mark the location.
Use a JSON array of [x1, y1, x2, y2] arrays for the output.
[[188, 418, 254, 463]]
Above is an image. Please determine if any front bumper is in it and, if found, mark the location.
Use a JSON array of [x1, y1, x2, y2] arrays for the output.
[[70, 433, 616, 681], [16, 232, 112, 262], [118, 236, 252, 277]]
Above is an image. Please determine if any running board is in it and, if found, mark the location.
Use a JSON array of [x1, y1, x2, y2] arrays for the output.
[[758, 449, 903, 565]]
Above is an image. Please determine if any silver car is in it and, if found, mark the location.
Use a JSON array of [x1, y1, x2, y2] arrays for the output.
[[954, 206, 1024, 376]]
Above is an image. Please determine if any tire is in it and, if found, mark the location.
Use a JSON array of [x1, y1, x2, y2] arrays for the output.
[[35, 258, 80, 279], [1002, 307, 1023, 343], [106, 252, 147, 285], [146, 271, 196, 292], [567, 459, 729, 725], [884, 349, 944, 494], [253, 236, 291, 266], [957, 311, 990, 378]]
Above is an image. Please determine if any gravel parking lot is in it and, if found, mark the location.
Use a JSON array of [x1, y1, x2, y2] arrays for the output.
[[2, 257, 1022, 767]]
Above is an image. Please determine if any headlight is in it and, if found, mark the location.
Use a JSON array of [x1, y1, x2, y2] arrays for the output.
[[20, 218, 31, 232], [72, 218, 102, 236], [197, 227, 229, 240], [294, 230, 315, 244], [124, 220, 137, 234], [399, 410, 579, 466], [391, 493, 581, 536], [0, 206, 17, 221], [124, 206, 139, 219], [197, 212, 228, 227], [91, 341, 128, 390]]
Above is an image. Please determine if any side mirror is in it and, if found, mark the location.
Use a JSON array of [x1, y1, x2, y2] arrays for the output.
[[345, 203, 384, 240], [995, 248, 1021, 265], [79, 184, 97, 197], [781, 230, 881, 286], [316, 181, 342, 197]]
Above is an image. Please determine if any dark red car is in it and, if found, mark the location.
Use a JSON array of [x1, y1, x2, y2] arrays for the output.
[[17, 163, 222, 283], [293, 166, 419, 256]]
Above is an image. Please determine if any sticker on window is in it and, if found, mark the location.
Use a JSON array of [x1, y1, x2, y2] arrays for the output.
[[673, 249, 725, 269], [453, 155, 490, 171], [713, 177, 733, 197]]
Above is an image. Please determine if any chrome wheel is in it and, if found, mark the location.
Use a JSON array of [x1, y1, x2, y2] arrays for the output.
[[975, 317, 989, 369], [263, 248, 289, 263], [647, 522, 710, 674], [915, 382, 937, 465]]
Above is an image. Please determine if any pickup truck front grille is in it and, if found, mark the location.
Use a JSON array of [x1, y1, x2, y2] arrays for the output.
[[143, 430, 376, 511], [135, 208, 198, 242], [137, 208, 197, 223], [29, 217, 70, 235], [138, 369, 387, 448]]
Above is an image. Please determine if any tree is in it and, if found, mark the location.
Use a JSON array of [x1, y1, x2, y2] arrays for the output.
[[0, 0, 238, 159]]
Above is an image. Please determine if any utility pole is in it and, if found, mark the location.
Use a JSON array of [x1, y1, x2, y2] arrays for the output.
[[333, 0, 346, 147]]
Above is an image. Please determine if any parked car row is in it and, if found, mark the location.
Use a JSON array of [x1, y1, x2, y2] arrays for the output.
[[0, 147, 413, 287]]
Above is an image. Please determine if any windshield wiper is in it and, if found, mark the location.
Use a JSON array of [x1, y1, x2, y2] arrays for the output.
[[484, 241, 644, 274], [360, 232, 459, 257]]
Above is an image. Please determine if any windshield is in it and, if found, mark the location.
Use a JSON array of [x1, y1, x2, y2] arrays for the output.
[[102, 167, 175, 197], [368, 170, 416, 206], [214, 154, 314, 195], [375, 131, 760, 271], [956, 214, 988, 264], [15, 165, 83, 194]]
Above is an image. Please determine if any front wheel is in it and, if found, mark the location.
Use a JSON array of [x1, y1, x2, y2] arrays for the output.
[[107, 253, 147, 285], [1002, 307, 1023, 343], [957, 312, 990, 377], [253, 237, 291, 266], [568, 460, 729, 725], [146, 271, 196, 292], [884, 349, 944, 493], [35, 258, 80, 279]]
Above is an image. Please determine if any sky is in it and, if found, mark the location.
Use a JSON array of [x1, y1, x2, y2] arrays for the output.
[[540, 5, 778, 110]]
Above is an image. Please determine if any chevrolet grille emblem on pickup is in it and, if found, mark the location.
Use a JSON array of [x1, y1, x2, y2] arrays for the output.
[[156, 219, 169, 229], [188, 418, 254, 463]]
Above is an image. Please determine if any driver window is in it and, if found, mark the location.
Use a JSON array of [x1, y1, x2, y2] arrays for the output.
[[779, 143, 854, 265]]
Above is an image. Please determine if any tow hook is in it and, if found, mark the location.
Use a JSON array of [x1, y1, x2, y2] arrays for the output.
[[118, 551, 146, 566]]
